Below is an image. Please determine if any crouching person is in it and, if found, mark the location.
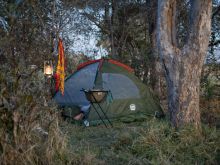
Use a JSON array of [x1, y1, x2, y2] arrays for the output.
[[73, 104, 91, 126]]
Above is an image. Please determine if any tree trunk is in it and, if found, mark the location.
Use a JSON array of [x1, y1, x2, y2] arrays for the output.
[[146, 0, 159, 92], [165, 51, 203, 128], [110, 0, 117, 59], [146, 0, 165, 99], [157, 0, 212, 128]]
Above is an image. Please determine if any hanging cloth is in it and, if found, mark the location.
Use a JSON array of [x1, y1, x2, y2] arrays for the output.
[[55, 38, 65, 95]]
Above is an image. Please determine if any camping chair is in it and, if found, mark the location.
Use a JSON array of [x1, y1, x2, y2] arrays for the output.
[[81, 88, 113, 128]]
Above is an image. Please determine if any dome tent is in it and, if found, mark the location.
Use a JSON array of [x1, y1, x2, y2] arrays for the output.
[[54, 58, 163, 124]]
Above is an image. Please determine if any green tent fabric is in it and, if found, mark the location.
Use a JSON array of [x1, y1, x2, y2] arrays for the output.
[[54, 58, 164, 125]]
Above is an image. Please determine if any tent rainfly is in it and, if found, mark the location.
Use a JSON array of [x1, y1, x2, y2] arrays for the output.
[[54, 58, 164, 124]]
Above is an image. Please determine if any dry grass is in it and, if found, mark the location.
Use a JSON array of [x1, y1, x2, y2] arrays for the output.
[[0, 109, 70, 165], [64, 117, 219, 165]]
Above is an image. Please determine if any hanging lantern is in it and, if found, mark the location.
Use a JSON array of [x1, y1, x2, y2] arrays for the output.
[[44, 60, 53, 78]]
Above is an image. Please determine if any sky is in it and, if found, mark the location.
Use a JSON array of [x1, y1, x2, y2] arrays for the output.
[[70, 33, 107, 59], [66, 6, 220, 62], [62, 8, 108, 59], [214, 48, 220, 62]]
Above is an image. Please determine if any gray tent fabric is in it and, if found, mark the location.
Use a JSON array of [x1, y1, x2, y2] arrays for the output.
[[102, 73, 140, 99], [55, 62, 99, 106]]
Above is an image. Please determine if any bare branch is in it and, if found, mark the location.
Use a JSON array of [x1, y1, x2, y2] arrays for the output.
[[209, 39, 220, 47], [81, 12, 109, 34], [212, 5, 220, 19]]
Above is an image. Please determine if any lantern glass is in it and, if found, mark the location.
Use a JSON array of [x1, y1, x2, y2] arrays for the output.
[[44, 60, 53, 77]]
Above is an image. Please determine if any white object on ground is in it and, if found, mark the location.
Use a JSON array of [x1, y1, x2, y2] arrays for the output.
[[83, 120, 90, 127]]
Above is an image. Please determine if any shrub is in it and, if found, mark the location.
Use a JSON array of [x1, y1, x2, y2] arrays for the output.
[[0, 65, 70, 165]]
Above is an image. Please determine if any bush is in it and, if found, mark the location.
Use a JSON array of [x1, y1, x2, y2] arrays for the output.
[[0, 65, 71, 165]]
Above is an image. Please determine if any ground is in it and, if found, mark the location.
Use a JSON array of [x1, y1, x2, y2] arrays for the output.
[[60, 116, 220, 165]]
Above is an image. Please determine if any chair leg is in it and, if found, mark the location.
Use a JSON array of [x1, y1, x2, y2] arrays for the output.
[[90, 93, 113, 128], [96, 103, 113, 127], [91, 103, 108, 128]]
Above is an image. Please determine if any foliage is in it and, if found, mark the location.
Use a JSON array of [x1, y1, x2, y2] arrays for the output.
[[0, 1, 74, 164], [0, 63, 71, 164], [201, 64, 220, 99], [200, 63, 220, 128]]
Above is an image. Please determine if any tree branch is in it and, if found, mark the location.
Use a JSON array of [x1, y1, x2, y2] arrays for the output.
[[157, 0, 172, 47], [171, 0, 177, 47], [209, 39, 220, 47], [157, 0, 179, 61], [187, 0, 212, 53], [212, 5, 220, 19], [81, 12, 109, 35]]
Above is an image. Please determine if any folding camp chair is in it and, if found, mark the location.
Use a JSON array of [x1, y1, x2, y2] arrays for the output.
[[81, 88, 113, 128]]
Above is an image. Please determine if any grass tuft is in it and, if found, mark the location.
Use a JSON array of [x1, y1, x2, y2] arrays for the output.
[[66, 118, 219, 165]]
